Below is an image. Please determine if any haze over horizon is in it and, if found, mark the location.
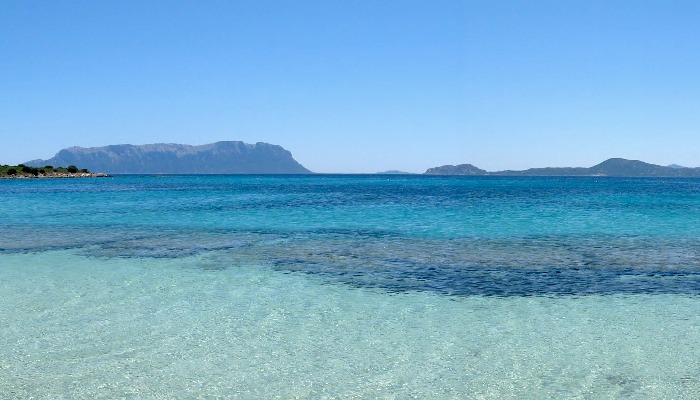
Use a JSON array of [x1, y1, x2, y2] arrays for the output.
[[2, 1, 699, 173]]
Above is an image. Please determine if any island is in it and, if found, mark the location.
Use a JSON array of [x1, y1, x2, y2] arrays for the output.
[[25, 141, 311, 174], [0, 164, 108, 179], [425, 158, 700, 177]]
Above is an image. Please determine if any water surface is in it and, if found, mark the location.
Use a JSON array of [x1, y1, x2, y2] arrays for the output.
[[2, 175, 699, 398]]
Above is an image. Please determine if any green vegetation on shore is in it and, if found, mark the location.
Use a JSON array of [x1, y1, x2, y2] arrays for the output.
[[0, 164, 91, 178]]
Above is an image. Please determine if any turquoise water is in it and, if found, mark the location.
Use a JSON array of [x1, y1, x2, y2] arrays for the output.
[[2, 175, 700, 398]]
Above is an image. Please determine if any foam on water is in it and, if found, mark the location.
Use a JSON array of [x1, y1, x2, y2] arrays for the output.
[[1, 250, 700, 398]]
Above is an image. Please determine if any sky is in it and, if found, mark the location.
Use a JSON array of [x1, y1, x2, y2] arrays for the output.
[[2, 1, 699, 173]]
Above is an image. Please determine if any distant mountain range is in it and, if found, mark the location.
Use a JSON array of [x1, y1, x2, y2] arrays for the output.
[[26, 141, 311, 174], [24, 144, 699, 177], [425, 158, 700, 177]]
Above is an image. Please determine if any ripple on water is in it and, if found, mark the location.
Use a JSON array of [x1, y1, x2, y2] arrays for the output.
[[3, 225, 700, 296], [1, 250, 700, 398]]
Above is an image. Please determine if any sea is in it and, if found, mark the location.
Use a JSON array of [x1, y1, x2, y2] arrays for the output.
[[1, 175, 699, 399]]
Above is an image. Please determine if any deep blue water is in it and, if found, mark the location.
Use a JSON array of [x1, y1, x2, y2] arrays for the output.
[[2, 175, 700, 296]]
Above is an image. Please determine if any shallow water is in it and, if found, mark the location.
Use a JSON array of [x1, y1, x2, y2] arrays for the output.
[[2, 175, 700, 398]]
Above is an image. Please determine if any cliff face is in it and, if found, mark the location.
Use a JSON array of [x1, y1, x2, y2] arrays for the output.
[[26, 141, 312, 174]]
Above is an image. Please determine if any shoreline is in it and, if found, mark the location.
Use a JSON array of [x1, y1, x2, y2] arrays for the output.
[[0, 172, 110, 179]]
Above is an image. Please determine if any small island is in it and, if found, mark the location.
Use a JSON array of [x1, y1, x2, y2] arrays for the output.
[[0, 164, 109, 179]]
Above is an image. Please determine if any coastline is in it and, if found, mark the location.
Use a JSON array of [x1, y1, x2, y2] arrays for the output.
[[0, 172, 110, 179]]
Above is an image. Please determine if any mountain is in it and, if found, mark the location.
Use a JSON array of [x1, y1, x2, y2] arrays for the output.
[[26, 141, 311, 174], [425, 158, 700, 177]]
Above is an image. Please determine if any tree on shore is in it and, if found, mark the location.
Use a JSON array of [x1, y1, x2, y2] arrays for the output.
[[1, 164, 94, 177]]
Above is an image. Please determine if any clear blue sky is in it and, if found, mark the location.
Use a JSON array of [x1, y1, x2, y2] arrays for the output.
[[2, 1, 699, 173]]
